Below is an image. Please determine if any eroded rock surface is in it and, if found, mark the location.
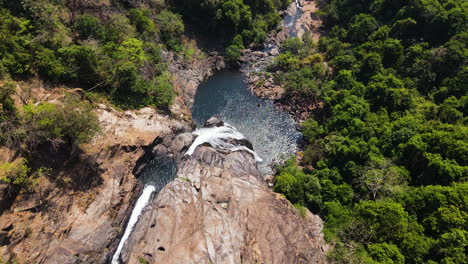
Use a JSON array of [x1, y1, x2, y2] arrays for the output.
[[0, 47, 220, 262], [120, 140, 327, 264], [243, 0, 324, 121], [0, 101, 186, 264]]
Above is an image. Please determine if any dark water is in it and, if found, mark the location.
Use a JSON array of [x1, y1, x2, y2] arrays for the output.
[[192, 71, 302, 174], [139, 155, 177, 191]]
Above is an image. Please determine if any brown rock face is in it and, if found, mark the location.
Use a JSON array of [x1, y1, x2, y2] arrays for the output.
[[119, 145, 326, 264], [0, 102, 187, 264]]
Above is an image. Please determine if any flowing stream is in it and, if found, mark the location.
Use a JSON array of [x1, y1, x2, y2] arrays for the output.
[[191, 71, 302, 175], [111, 1, 304, 262], [111, 155, 177, 264], [185, 123, 264, 163]]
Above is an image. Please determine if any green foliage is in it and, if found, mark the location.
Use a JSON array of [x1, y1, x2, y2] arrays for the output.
[[226, 35, 245, 62], [155, 10, 184, 51], [367, 243, 405, 264], [348, 14, 378, 43], [0, 82, 20, 145], [73, 14, 105, 41], [138, 257, 149, 264], [105, 14, 136, 43], [281, 37, 303, 54], [128, 8, 156, 36], [116, 38, 148, 65], [274, 0, 468, 262], [274, 158, 322, 212], [0, 158, 30, 186], [170, 0, 283, 48], [271, 52, 300, 71], [22, 95, 100, 148], [0, 2, 180, 111], [293, 203, 307, 218], [0, 8, 33, 76], [20, 0, 70, 48]]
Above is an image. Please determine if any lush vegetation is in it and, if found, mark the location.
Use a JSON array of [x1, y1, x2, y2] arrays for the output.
[[0, 81, 99, 192], [0, 1, 186, 110], [272, 0, 467, 263], [169, 0, 291, 60]]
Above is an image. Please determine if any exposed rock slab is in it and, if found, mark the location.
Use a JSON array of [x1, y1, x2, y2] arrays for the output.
[[120, 145, 327, 264], [243, 0, 325, 122], [0, 95, 186, 264]]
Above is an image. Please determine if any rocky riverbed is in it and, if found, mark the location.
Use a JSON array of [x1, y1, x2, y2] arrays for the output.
[[0, 48, 221, 263], [118, 119, 327, 264], [241, 0, 324, 123], [0, 2, 328, 263]]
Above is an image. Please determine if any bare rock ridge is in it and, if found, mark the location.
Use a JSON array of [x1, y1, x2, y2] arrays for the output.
[[0, 50, 219, 264], [119, 118, 327, 264]]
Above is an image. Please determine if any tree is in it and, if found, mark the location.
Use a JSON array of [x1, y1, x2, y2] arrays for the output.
[[155, 10, 184, 51], [73, 14, 105, 40], [367, 243, 405, 264], [225, 35, 245, 62], [128, 8, 156, 35], [355, 201, 410, 243], [357, 156, 409, 199], [0, 8, 33, 76], [22, 95, 100, 149], [281, 37, 303, 55], [347, 14, 378, 43]]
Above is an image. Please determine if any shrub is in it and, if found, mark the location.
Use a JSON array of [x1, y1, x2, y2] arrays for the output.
[[281, 37, 303, 54], [105, 14, 136, 43], [271, 52, 300, 71], [128, 8, 156, 35], [0, 158, 30, 186], [155, 10, 184, 51], [23, 95, 100, 148], [225, 35, 245, 62], [74, 14, 105, 41]]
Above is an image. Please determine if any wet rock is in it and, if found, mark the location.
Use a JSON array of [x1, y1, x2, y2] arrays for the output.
[[121, 145, 327, 264], [203, 117, 224, 128], [169, 133, 196, 157]]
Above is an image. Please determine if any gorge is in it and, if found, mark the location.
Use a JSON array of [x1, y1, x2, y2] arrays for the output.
[[109, 1, 325, 263], [1, 0, 466, 262]]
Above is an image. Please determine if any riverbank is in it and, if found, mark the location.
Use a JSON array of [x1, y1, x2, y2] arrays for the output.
[[0, 45, 222, 263], [0, 1, 328, 263], [241, 0, 324, 123]]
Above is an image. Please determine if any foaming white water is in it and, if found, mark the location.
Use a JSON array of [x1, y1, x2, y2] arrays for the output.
[[296, 0, 302, 8], [185, 123, 263, 163], [111, 185, 156, 264]]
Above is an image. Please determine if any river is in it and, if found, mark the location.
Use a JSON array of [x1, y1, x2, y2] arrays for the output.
[[191, 70, 302, 175], [111, 2, 304, 262]]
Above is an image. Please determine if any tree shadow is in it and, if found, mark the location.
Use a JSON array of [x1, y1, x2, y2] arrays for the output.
[[27, 143, 104, 191]]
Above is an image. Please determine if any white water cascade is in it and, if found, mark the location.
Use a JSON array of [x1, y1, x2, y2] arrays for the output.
[[296, 0, 302, 9], [111, 185, 156, 264], [185, 123, 263, 163]]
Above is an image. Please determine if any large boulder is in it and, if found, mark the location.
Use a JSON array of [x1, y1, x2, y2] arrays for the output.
[[119, 145, 327, 264]]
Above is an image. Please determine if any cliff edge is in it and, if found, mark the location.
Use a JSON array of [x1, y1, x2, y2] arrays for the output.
[[118, 120, 327, 264]]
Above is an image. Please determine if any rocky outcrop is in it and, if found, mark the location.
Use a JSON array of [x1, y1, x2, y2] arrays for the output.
[[118, 128, 327, 264], [166, 50, 225, 121], [242, 0, 324, 122], [0, 92, 189, 263]]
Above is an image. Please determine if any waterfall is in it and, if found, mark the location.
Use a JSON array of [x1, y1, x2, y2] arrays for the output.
[[296, 0, 302, 9], [111, 185, 156, 264], [185, 123, 263, 163]]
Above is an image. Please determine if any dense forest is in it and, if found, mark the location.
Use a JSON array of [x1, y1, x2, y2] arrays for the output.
[[0, 0, 185, 110], [0, 0, 290, 190], [0, 0, 188, 193], [272, 0, 467, 263], [0, 0, 467, 263]]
